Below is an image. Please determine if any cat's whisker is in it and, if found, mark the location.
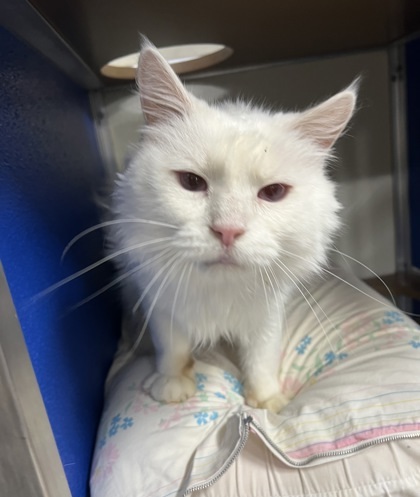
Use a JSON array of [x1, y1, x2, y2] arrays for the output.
[[67, 247, 174, 312], [263, 266, 277, 309], [132, 252, 179, 314], [131, 255, 183, 353], [322, 267, 401, 312], [32, 237, 173, 303], [276, 258, 343, 346], [266, 265, 291, 346], [273, 258, 336, 352], [331, 243, 354, 273], [278, 247, 406, 316], [329, 247, 397, 307], [251, 265, 257, 297], [258, 267, 270, 312], [277, 285, 290, 348], [170, 261, 189, 351], [182, 262, 195, 308], [61, 218, 178, 262], [237, 268, 252, 301]]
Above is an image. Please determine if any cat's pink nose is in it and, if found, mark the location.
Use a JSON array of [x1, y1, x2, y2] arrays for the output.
[[210, 225, 245, 248]]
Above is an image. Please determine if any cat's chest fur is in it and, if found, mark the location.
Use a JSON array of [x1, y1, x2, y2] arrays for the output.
[[144, 266, 280, 347]]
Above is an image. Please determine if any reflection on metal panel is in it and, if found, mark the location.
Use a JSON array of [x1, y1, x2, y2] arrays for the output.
[[0, 262, 71, 497]]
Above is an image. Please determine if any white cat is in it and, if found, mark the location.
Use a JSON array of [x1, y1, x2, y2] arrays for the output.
[[108, 41, 357, 413]]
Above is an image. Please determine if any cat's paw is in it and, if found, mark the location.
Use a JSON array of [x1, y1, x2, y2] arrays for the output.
[[245, 390, 290, 413], [143, 372, 196, 403]]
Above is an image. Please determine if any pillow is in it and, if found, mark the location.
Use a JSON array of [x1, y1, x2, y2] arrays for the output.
[[90, 270, 420, 497]]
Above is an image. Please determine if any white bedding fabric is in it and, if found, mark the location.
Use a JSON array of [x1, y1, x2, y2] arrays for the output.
[[90, 270, 420, 497]]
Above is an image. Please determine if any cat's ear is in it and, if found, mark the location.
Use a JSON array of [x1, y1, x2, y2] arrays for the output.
[[136, 39, 192, 125], [293, 81, 359, 150]]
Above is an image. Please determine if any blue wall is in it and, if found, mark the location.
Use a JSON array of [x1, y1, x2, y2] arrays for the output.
[[0, 27, 120, 496]]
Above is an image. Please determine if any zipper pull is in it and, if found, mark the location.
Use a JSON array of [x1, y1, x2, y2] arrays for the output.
[[243, 413, 253, 425]]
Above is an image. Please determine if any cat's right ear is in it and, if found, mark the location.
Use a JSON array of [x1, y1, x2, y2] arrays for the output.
[[137, 39, 192, 125], [291, 80, 359, 151]]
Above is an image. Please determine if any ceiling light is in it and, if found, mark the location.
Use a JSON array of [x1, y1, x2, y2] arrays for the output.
[[101, 43, 233, 80]]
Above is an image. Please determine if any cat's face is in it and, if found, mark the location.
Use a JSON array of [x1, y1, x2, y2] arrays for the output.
[[112, 42, 356, 282]]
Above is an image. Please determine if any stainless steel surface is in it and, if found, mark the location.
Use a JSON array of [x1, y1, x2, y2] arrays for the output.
[[29, 0, 420, 79], [388, 47, 412, 282], [0, 263, 72, 497], [0, 0, 101, 89], [3, 0, 420, 87]]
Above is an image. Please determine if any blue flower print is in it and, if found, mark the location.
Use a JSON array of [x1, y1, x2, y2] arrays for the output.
[[409, 340, 420, 349], [214, 392, 226, 399], [107, 412, 134, 438], [98, 437, 106, 449], [383, 311, 404, 325], [324, 351, 336, 366], [325, 351, 348, 365], [223, 371, 244, 395], [196, 373, 207, 391], [109, 424, 119, 437], [209, 411, 219, 421], [194, 412, 209, 425], [111, 414, 121, 426], [121, 417, 134, 430], [108, 414, 122, 437], [194, 411, 219, 426], [314, 350, 348, 376], [295, 335, 312, 355]]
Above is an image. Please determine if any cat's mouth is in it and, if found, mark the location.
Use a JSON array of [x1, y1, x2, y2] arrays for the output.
[[203, 253, 241, 268]]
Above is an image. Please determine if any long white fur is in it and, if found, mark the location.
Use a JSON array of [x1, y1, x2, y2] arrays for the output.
[[108, 40, 357, 411]]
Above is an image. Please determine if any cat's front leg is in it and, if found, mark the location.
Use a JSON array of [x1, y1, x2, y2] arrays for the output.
[[239, 327, 290, 413], [143, 314, 196, 403]]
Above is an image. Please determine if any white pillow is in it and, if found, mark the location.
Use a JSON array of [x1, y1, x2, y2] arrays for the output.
[[90, 270, 420, 497]]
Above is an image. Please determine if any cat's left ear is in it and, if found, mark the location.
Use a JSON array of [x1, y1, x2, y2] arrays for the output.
[[136, 38, 193, 125], [293, 80, 359, 150]]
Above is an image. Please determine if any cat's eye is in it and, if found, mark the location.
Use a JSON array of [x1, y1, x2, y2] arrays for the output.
[[258, 183, 289, 202], [177, 171, 208, 192]]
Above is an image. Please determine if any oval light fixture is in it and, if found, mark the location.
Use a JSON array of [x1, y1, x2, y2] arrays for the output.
[[101, 43, 233, 80]]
